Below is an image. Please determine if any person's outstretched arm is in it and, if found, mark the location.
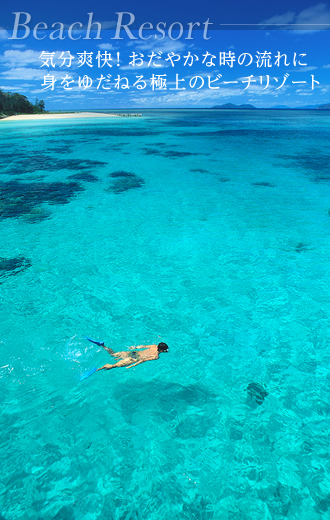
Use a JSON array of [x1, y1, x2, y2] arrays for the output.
[[129, 344, 156, 350]]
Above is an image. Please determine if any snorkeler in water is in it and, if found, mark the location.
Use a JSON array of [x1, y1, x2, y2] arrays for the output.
[[80, 338, 169, 380]]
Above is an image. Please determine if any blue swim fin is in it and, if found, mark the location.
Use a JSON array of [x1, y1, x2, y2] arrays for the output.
[[84, 336, 105, 347], [80, 367, 97, 381]]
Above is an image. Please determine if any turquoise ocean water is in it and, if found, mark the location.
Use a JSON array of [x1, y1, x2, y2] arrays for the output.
[[1, 109, 330, 519]]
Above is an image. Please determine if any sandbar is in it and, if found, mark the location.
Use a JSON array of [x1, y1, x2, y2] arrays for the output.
[[0, 112, 119, 122]]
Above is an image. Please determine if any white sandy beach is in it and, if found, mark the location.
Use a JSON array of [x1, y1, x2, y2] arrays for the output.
[[0, 112, 118, 122]]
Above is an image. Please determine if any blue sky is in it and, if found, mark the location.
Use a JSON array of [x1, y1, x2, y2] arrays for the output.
[[1, 1, 330, 109]]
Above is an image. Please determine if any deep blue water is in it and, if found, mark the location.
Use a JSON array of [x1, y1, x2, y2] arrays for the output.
[[1, 109, 330, 519]]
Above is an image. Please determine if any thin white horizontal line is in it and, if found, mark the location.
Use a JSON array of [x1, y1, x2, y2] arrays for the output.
[[219, 23, 330, 26]]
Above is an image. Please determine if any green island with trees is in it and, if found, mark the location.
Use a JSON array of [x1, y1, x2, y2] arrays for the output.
[[0, 89, 46, 118]]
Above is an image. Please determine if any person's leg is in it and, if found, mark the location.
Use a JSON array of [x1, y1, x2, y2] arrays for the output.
[[101, 345, 116, 356], [97, 359, 132, 371]]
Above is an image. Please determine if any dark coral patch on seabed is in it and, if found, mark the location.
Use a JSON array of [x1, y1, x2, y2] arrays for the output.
[[142, 148, 160, 156], [276, 151, 330, 184], [0, 256, 31, 279], [251, 182, 277, 187], [295, 242, 309, 253], [46, 146, 73, 154], [109, 171, 135, 178], [0, 154, 107, 176], [0, 180, 84, 220], [67, 173, 99, 183], [17, 157, 107, 174], [246, 382, 268, 405], [106, 171, 145, 194], [142, 148, 208, 158], [164, 150, 208, 158]]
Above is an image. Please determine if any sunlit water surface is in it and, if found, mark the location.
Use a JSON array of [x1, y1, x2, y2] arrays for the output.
[[1, 109, 330, 519]]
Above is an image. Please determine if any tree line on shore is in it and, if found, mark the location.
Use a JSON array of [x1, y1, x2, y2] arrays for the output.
[[0, 89, 45, 115]]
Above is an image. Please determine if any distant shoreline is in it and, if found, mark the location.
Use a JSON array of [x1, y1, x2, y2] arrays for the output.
[[0, 112, 120, 122]]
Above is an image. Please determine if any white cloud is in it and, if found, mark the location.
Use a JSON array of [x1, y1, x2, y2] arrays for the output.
[[97, 43, 116, 50], [261, 11, 295, 25], [30, 90, 87, 98], [128, 37, 187, 54], [261, 3, 330, 31], [0, 50, 42, 67], [0, 67, 78, 82], [101, 21, 117, 29], [292, 66, 318, 72], [244, 84, 289, 95], [51, 94, 86, 98], [0, 67, 46, 80], [9, 43, 26, 49], [323, 64, 330, 68], [0, 83, 35, 91], [0, 27, 9, 40], [295, 3, 330, 27]]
